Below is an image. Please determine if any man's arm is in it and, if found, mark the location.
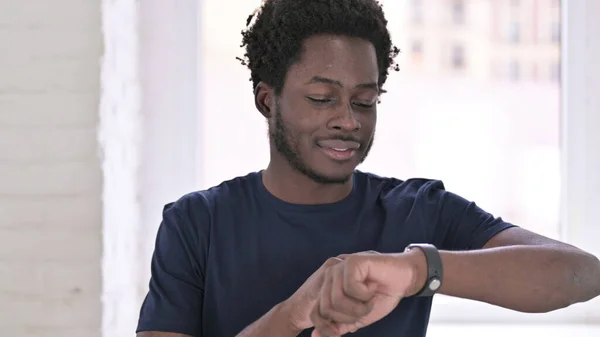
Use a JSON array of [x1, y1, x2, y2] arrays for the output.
[[234, 302, 301, 337], [419, 227, 600, 313], [136, 302, 301, 337], [308, 230, 600, 336], [419, 185, 600, 312], [136, 200, 208, 336], [137, 333, 193, 337]]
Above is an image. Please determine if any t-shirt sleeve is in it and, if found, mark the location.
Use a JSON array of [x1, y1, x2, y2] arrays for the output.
[[136, 199, 208, 336], [426, 181, 517, 251]]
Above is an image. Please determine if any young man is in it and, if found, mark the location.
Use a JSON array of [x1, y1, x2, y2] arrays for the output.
[[136, 0, 600, 336]]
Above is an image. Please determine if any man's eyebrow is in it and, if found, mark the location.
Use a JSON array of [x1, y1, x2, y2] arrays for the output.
[[307, 76, 343, 87], [306, 76, 379, 91], [356, 82, 379, 90]]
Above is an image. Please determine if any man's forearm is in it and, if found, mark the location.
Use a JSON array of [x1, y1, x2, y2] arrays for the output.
[[433, 245, 600, 313], [235, 302, 302, 337]]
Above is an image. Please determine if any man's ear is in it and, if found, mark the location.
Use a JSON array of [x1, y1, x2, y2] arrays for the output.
[[254, 81, 275, 119]]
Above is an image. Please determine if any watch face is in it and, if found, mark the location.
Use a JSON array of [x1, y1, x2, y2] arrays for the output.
[[429, 278, 441, 291]]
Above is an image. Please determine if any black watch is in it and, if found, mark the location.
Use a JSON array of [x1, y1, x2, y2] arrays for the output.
[[404, 243, 443, 297]]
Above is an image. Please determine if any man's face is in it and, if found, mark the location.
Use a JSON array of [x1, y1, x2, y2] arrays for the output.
[[268, 35, 379, 184]]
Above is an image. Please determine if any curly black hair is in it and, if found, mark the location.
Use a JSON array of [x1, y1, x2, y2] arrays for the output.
[[237, 0, 400, 96]]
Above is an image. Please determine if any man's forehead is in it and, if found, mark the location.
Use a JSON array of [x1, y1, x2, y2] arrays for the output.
[[283, 35, 377, 78], [301, 35, 375, 58], [286, 50, 378, 87]]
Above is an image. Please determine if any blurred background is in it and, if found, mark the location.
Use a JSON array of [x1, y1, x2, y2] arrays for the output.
[[0, 0, 598, 336]]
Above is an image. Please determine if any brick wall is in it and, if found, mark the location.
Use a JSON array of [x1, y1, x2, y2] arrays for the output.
[[0, 1, 103, 337]]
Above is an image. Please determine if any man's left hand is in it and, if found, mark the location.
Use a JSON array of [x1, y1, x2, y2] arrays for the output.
[[309, 250, 427, 337]]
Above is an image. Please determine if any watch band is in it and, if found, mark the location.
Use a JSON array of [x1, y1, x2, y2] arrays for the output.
[[404, 243, 443, 297]]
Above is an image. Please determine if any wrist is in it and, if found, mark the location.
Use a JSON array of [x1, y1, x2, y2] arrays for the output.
[[275, 300, 304, 335], [403, 248, 429, 297]]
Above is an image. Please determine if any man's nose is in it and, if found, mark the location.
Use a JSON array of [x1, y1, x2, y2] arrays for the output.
[[328, 104, 361, 132]]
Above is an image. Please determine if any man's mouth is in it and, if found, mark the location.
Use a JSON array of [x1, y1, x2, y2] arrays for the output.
[[317, 139, 361, 161], [319, 147, 357, 161]]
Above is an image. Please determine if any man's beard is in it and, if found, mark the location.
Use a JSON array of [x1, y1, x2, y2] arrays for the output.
[[269, 105, 373, 185]]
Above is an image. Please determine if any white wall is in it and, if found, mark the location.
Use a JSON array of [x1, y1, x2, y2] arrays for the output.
[[100, 1, 199, 337], [0, 1, 103, 337]]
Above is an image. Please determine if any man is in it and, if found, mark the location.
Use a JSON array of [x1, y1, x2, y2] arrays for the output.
[[136, 0, 600, 336]]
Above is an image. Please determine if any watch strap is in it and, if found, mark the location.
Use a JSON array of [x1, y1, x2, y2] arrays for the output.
[[404, 243, 443, 297]]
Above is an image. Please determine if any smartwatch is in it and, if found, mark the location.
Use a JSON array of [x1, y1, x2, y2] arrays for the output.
[[404, 243, 443, 297]]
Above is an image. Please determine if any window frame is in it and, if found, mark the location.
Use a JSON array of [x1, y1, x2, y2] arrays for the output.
[[100, 1, 201, 336]]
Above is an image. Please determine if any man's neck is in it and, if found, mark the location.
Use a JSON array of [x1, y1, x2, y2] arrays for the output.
[[262, 162, 354, 205]]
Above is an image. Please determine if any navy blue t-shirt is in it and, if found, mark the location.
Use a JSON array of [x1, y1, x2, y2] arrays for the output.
[[136, 171, 515, 336]]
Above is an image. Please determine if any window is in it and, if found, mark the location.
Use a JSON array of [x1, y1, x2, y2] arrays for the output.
[[411, 0, 423, 24], [551, 22, 561, 43], [451, 44, 465, 69], [452, 0, 465, 25], [551, 62, 560, 82], [509, 60, 520, 81], [195, 0, 599, 329], [412, 40, 423, 54], [509, 21, 520, 43], [201, 0, 560, 256], [411, 40, 424, 63]]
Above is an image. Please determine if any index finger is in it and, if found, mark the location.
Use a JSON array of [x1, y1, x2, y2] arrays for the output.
[[322, 256, 344, 268]]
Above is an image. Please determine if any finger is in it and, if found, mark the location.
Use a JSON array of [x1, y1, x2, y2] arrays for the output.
[[314, 256, 344, 289], [322, 256, 344, 268], [310, 271, 341, 337], [343, 256, 376, 302], [317, 266, 364, 325], [313, 323, 341, 337], [330, 263, 371, 320], [336, 254, 349, 260], [311, 329, 340, 337]]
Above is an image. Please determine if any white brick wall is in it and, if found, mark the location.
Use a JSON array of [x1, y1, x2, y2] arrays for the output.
[[0, 1, 103, 337]]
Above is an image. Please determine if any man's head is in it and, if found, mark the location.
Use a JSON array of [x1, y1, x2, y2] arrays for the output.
[[239, 0, 399, 184]]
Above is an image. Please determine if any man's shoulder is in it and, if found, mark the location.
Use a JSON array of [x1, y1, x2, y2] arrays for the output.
[[163, 171, 261, 220], [357, 170, 447, 199]]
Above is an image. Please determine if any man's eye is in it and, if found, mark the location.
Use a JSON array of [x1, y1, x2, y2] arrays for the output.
[[307, 97, 333, 104], [353, 102, 376, 108]]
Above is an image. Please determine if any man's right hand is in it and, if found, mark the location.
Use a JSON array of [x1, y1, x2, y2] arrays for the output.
[[236, 257, 343, 337], [279, 257, 344, 332]]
